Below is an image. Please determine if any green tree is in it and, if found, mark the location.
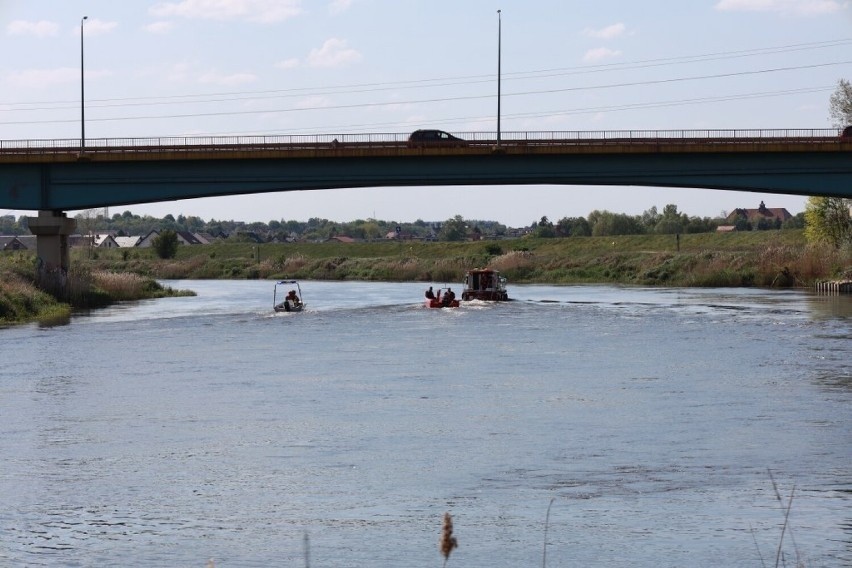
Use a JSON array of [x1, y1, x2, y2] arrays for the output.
[[654, 204, 686, 234], [440, 215, 468, 241], [829, 78, 852, 128], [534, 216, 556, 238], [641, 206, 660, 231], [556, 216, 591, 237], [589, 210, 645, 236], [782, 212, 806, 230], [804, 196, 852, 248], [152, 229, 179, 259], [805, 82, 852, 247]]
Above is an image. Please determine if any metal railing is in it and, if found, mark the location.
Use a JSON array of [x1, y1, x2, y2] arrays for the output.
[[0, 129, 845, 156]]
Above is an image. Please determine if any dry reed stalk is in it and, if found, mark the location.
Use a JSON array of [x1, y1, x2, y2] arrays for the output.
[[92, 271, 146, 299], [490, 250, 534, 272], [439, 512, 458, 567], [768, 469, 801, 568], [282, 254, 308, 273]]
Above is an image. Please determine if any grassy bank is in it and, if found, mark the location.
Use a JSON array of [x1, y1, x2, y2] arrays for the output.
[[0, 254, 195, 326], [76, 229, 850, 287]]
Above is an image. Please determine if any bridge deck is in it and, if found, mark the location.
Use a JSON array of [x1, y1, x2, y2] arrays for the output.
[[0, 129, 849, 163]]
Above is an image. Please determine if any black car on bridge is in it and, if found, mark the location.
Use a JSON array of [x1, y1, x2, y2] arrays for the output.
[[407, 129, 466, 148]]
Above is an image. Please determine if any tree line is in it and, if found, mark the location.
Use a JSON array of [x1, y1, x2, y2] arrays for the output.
[[0, 203, 806, 244]]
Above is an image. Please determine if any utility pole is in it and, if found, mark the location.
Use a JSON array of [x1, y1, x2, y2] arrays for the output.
[[81, 16, 88, 152], [497, 9, 502, 147]]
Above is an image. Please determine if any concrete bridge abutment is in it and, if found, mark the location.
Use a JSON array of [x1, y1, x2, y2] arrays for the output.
[[26, 210, 77, 287]]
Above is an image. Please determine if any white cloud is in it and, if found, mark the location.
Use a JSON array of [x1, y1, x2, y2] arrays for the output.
[[81, 19, 119, 36], [582, 23, 626, 40], [6, 68, 77, 88], [6, 20, 60, 38], [329, 0, 353, 15], [307, 38, 362, 68], [6, 67, 111, 88], [583, 47, 622, 62], [163, 62, 193, 83], [144, 21, 176, 34], [295, 95, 333, 109], [275, 58, 301, 69], [150, 0, 302, 23], [714, 0, 849, 16], [198, 71, 257, 85]]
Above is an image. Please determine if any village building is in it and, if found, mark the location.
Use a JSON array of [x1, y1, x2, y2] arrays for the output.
[[94, 234, 120, 248], [114, 236, 142, 248], [725, 201, 792, 228], [0, 236, 27, 251]]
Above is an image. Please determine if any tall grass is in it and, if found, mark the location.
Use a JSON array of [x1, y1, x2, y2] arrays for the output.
[[0, 252, 195, 325], [32, 229, 852, 287], [0, 271, 68, 324]]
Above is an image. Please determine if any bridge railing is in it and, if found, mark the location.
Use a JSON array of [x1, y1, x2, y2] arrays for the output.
[[0, 129, 844, 155]]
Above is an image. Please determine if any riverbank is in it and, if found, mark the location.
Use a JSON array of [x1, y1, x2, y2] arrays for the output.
[[0, 257, 195, 326], [80, 229, 850, 286], [2, 229, 849, 326]]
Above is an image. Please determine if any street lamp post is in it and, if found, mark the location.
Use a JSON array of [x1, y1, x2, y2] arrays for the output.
[[81, 16, 88, 152], [497, 9, 502, 147]]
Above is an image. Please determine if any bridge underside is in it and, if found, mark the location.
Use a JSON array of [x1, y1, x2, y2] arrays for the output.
[[1, 151, 850, 211]]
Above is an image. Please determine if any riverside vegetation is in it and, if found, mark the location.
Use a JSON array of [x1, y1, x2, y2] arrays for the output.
[[1, 229, 849, 326], [0, 254, 194, 326]]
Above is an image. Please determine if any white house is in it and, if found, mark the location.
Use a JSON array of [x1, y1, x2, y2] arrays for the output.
[[93, 234, 119, 248], [114, 236, 142, 248]]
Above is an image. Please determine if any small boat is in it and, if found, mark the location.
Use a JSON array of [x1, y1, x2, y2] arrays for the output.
[[424, 287, 460, 308], [461, 268, 510, 301], [273, 280, 306, 312]]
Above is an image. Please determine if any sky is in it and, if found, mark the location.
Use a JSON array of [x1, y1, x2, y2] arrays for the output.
[[1, 0, 851, 227]]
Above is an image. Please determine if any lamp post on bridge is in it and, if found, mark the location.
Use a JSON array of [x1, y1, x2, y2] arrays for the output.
[[81, 15, 88, 153], [497, 9, 502, 148]]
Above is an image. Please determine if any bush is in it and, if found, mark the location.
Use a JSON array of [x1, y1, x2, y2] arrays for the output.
[[484, 243, 503, 256], [152, 230, 179, 259]]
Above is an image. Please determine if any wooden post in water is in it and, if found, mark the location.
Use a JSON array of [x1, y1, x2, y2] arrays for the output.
[[815, 280, 852, 294]]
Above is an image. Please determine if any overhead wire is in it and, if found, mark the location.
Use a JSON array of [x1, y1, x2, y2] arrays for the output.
[[193, 86, 836, 136], [0, 38, 849, 136], [0, 61, 847, 127], [1, 36, 850, 111]]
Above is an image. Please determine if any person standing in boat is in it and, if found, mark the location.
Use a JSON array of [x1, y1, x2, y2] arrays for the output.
[[425, 286, 435, 299]]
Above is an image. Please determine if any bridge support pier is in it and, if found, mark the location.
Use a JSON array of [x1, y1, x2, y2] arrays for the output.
[[26, 210, 77, 288]]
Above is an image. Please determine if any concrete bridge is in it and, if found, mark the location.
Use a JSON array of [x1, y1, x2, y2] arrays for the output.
[[1, 128, 850, 279]]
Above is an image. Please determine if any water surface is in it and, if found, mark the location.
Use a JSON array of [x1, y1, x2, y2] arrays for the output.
[[1, 281, 850, 567]]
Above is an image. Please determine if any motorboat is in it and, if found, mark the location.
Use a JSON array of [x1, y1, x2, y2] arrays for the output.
[[424, 286, 460, 308], [273, 280, 305, 312], [461, 268, 510, 301]]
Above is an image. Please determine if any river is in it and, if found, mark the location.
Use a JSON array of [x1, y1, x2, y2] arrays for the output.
[[1, 280, 850, 567]]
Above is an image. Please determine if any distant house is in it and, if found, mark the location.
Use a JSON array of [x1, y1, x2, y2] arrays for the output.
[[175, 231, 205, 245], [114, 236, 142, 248], [68, 234, 94, 248], [716, 225, 737, 233], [327, 235, 356, 243], [0, 236, 26, 251], [94, 234, 119, 248], [137, 230, 159, 248], [726, 201, 792, 227], [195, 233, 218, 245], [15, 235, 36, 249]]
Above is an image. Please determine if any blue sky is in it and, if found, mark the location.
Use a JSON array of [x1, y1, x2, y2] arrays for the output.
[[2, 0, 851, 226]]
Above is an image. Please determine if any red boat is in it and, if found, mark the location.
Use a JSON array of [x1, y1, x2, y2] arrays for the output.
[[461, 268, 510, 301], [423, 286, 460, 308]]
